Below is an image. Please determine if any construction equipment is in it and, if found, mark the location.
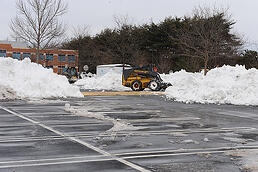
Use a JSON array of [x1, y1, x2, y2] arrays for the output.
[[122, 65, 171, 91], [62, 67, 79, 83]]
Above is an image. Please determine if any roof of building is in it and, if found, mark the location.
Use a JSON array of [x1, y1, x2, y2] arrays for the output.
[[0, 41, 28, 49]]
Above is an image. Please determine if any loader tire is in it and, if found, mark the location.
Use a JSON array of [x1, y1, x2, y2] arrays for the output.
[[131, 80, 143, 91], [149, 80, 161, 91]]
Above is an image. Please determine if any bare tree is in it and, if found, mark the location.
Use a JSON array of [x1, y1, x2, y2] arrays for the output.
[[172, 6, 242, 75], [113, 14, 135, 29], [10, 0, 68, 63], [72, 25, 91, 39]]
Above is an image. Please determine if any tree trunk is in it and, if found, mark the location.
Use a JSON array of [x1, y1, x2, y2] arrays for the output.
[[36, 44, 40, 64], [204, 56, 208, 76]]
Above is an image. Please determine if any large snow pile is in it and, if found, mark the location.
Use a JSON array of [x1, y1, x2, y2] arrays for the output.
[[0, 58, 83, 99], [75, 70, 130, 91], [162, 65, 258, 106]]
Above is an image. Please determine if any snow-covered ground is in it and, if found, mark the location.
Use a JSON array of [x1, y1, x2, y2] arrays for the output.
[[0, 58, 83, 99], [75, 70, 130, 91], [77, 65, 258, 106], [162, 65, 258, 106]]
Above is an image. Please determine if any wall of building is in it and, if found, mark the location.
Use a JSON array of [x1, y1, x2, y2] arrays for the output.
[[0, 43, 79, 74]]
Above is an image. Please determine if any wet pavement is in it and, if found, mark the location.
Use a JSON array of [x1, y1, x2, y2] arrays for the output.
[[0, 95, 257, 172]]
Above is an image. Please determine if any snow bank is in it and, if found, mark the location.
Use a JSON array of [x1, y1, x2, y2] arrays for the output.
[[75, 65, 258, 105], [75, 70, 130, 91], [163, 65, 258, 106], [0, 58, 83, 99]]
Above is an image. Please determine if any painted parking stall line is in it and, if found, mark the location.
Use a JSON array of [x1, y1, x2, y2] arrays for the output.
[[0, 106, 150, 172]]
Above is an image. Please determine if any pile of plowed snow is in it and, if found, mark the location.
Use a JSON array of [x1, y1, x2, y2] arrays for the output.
[[162, 65, 258, 106], [75, 65, 258, 106], [75, 70, 130, 91], [0, 58, 83, 99]]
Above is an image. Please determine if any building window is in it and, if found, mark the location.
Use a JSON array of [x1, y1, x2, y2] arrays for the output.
[[23, 53, 31, 59], [58, 54, 66, 62], [40, 54, 44, 61], [46, 66, 53, 69], [68, 55, 75, 62], [46, 54, 53, 61], [0, 49, 6, 57], [12, 52, 21, 60], [58, 66, 65, 73]]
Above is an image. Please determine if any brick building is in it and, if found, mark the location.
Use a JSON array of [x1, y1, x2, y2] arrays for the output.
[[0, 41, 79, 74]]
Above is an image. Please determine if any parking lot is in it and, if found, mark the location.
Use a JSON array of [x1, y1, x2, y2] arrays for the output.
[[0, 95, 258, 172]]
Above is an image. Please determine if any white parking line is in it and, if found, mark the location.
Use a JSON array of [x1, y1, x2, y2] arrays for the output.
[[0, 155, 108, 164], [0, 106, 150, 172], [0, 157, 116, 169], [2, 146, 258, 169], [122, 147, 258, 160], [218, 111, 258, 120], [115, 145, 258, 157], [0, 125, 255, 144], [97, 110, 162, 114]]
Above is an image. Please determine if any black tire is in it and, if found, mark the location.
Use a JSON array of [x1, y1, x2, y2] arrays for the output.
[[131, 80, 143, 91], [148, 80, 161, 91]]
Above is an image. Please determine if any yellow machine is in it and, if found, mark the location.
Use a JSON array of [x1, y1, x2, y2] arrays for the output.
[[122, 65, 171, 91]]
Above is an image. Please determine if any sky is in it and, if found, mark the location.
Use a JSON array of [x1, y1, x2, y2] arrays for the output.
[[1, 0, 258, 49]]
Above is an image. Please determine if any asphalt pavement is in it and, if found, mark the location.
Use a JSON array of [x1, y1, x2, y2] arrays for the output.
[[0, 95, 257, 172]]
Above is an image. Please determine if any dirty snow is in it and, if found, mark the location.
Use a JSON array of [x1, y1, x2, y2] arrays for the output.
[[0, 58, 83, 99], [64, 103, 145, 132], [162, 65, 258, 106], [227, 149, 258, 172], [0, 85, 17, 100]]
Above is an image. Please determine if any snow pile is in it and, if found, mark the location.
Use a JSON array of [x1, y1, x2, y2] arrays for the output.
[[163, 65, 258, 106], [75, 70, 130, 91], [0, 58, 83, 99]]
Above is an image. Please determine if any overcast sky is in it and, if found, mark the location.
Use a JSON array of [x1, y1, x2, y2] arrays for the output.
[[1, 0, 258, 49]]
